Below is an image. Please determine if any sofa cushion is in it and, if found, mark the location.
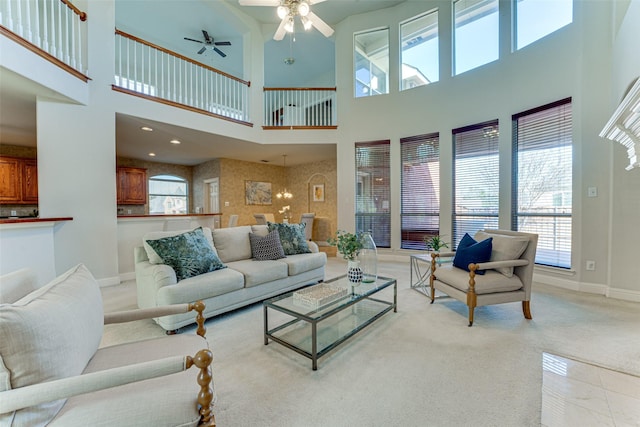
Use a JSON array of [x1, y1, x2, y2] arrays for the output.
[[212, 226, 253, 263], [453, 233, 492, 275], [144, 227, 216, 264], [435, 264, 524, 294], [267, 222, 311, 255], [475, 231, 529, 277], [146, 227, 226, 281], [0, 264, 104, 426], [225, 259, 288, 288], [158, 268, 245, 304], [249, 229, 286, 261], [279, 252, 327, 276]]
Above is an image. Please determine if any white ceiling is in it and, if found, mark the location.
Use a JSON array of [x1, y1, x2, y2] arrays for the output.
[[0, 0, 406, 166]]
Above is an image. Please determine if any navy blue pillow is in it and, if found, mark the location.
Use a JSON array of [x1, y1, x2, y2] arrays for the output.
[[453, 233, 493, 275]]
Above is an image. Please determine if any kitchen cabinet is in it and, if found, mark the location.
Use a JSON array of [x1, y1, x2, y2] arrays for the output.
[[117, 166, 147, 205], [0, 156, 37, 204]]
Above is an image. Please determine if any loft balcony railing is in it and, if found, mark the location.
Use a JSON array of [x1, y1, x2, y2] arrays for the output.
[[0, 0, 88, 81], [263, 87, 337, 129], [114, 29, 251, 126]]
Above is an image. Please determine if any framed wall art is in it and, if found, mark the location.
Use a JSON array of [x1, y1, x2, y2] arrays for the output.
[[313, 184, 325, 202], [245, 181, 272, 205]]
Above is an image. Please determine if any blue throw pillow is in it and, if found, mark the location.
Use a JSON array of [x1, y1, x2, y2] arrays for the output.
[[267, 222, 311, 255], [452, 233, 493, 275], [146, 227, 226, 281]]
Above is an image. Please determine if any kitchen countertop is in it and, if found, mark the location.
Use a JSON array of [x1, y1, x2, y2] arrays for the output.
[[117, 213, 222, 219]]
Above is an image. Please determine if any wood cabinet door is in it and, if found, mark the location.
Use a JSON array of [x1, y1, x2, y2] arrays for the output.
[[117, 167, 147, 205], [22, 159, 38, 203], [0, 157, 22, 202]]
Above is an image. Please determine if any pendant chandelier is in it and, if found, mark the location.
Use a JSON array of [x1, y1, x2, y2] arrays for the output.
[[276, 154, 293, 199]]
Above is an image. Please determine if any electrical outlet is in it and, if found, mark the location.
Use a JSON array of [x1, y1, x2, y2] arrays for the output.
[[10, 210, 17, 216], [127, 209, 132, 214], [586, 260, 596, 271], [225, 201, 230, 207], [588, 187, 598, 197]]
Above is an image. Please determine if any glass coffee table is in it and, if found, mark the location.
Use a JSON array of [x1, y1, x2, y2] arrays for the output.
[[263, 275, 397, 370]]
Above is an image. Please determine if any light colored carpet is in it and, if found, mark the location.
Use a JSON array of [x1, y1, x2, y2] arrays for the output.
[[100, 259, 640, 426]]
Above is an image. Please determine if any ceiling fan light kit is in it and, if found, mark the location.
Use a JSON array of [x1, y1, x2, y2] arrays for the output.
[[240, 0, 333, 41]]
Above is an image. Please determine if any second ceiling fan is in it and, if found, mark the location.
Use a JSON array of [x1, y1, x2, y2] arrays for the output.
[[239, 0, 334, 41], [184, 30, 231, 57]]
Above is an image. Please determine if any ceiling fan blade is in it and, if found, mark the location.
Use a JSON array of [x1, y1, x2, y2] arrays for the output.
[[273, 18, 287, 41], [213, 47, 227, 58], [202, 30, 212, 43], [184, 37, 204, 44], [308, 11, 334, 38], [215, 41, 232, 46], [197, 46, 207, 54], [239, 0, 279, 6], [309, 0, 327, 4]]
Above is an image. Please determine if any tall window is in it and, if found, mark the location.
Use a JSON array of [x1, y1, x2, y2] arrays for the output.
[[401, 133, 440, 249], [454, 0, 499, 75], [401, 10, 439, 90], [354, 28, 389, 98], [452, 120, 499, 246], [356, 141, 390, 247], [149, 174, 188, 215], [515, 0, 573, 50], [513, 98, 572, 268]]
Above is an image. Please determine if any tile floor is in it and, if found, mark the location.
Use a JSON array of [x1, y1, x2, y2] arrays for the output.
[[542, 353, 640, 426]]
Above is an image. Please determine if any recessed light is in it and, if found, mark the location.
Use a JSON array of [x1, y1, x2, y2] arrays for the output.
[[170, 139, 181, 145], [148, 152, 156, 157], [141, 126, 153, 132]]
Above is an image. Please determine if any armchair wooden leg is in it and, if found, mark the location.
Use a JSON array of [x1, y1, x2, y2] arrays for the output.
[[468, 307, 475, 327], [522, 300, 532, 320], [187, 349, 215, 427]]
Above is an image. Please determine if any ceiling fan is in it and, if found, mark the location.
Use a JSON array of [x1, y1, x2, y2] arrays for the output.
[[238, 0, 334, 41], [184, 30, 231, 57]]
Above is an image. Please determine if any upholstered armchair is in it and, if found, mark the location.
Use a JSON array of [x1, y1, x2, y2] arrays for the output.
[[429, 229, 538, 326], [0, 264, 215, 427], [300, 212, 315, 240]]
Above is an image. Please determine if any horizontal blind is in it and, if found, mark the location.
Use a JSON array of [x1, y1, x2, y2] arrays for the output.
[[513, 98, 572, 268], [356, 140, 391, 247], [452, 120, 499, 247], [400, 133, 440, 249]]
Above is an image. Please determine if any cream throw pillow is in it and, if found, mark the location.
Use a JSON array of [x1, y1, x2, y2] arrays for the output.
[[474, 231, 529, 277], [0, 264, 104, 426]]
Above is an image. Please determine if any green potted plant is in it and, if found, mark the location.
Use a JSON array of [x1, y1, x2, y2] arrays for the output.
[[327, 230, 364, 261], [424, 235, 449, 252], [328, 230, 365, 286]]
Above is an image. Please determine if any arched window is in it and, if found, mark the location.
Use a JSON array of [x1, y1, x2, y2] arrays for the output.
[[149, 174, 188, 215]]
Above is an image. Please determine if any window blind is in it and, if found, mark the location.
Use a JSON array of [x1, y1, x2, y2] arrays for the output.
[[356, 140, 391, 247], [452, 120, 499, 247], [400, 133, 440, 249], [513, 98, 572, 268]]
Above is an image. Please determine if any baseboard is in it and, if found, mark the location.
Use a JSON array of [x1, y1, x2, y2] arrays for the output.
[[120, 271, 136, 282], [534, 271, 640, 302], [607, 287, 640, 302]]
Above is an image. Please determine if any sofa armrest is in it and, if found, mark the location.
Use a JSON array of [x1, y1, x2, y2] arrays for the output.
[[104, 301, 207, 337], [0, 349, 212, 415], [135, 256, 178, 309], [307, 240, 319, 253]]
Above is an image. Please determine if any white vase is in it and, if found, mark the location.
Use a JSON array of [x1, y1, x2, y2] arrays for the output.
[[347, 260, 363, 287]]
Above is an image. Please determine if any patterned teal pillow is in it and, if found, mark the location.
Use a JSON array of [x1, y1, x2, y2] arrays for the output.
[[267, 222, 311, 255], [146, 227, 226, 281]]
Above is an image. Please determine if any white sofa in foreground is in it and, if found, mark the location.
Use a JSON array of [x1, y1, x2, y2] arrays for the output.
[[135, 224, 327, 331]]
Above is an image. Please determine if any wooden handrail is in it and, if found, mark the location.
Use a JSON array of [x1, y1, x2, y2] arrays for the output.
[[60, 0, 87, 21], [115, 29, 250, 87], [263, 87, 337, 91]]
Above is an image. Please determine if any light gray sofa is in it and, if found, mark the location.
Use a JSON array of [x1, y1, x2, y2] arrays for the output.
[[135, 225, 327, 331]]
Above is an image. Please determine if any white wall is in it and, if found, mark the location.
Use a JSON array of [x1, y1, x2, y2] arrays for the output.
[[333, 1, 639, 299], [608, 0, 640, 297]]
